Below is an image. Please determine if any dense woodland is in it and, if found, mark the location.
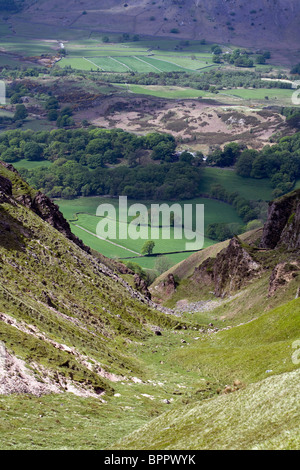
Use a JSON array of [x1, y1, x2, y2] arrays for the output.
[[1, 127, 300, 203], [0, 128, 202, 200]]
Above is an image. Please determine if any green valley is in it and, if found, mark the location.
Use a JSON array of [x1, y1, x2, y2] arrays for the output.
[[0, 0, 300, 454]]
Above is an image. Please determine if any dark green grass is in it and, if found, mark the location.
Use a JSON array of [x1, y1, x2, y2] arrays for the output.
[[200, 167, 274, 201], [13, 160, 52, 171], [57, 196, 243, 268]]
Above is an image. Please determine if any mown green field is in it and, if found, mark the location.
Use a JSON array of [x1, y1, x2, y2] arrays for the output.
[[0, 54, 21, 67], [114, 83, 213, 99], [0, 33, 214, 73], [56, 166, 282, 270], [57, 196, 243, 269], [57, 57, 99, 71], [0, 39, 56, 57], [200, 168, 274, 201], [56, 37, 215, 73], [220, 87, 294, 105], [13, 159, 52, 171], [58, 54, 212, 73]]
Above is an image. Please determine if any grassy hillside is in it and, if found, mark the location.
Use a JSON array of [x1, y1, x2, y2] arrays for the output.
[[0, 163, 183, 397], [0, 163, 299, 450], [110, 299, 300, 450], [112, 368, 300, 450]]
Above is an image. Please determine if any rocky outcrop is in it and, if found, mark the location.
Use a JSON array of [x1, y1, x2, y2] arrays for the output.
[[213, 238, 262, 297], [268, 261, 300, 297], [0, 342, 60, 397], [260, 189, 300, 250], [134, 274, 152, 300], [192, 258, 215, 287], [191, 190, 300, 299], [155, 273, 177, 300], [0, 161, 90, 252], [192, 238, 262, 298], [279, 202, 300, 251], [17, 191, 90, 253], [0, 175, 13, 204]]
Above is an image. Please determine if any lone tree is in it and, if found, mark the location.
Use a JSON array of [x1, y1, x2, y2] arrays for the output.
[[14, 104, 28, 122], [141, 241, 155, 256], [154, 256, 172, 275]]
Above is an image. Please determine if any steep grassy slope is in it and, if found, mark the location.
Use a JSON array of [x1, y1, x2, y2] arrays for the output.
[[111, 298, 300, 450], [112, 368, 300, 450], [0, 164, 299, 450], [171, 299, 300, 385], [0, 162, 182, 399]]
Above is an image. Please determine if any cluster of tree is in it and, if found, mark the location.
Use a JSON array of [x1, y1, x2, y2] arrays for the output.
[[106, 33, 140, 43], [212, 48, 271, 67], [206, 142, 243, 167], [206, 218, 263, 242], [0, 128, 179, 165], [206, 222, 243, 242], [1, 83, 29, 125], [235, 132, 300, 198], [7, 83, 74, 128], [280, 107, 300, 130], [6, 81, 30, 104], [55, 106, 75, 128], [45, 96, 60, 121], [209, 183, 261, 223], [225, 49, 271, 66], [0, 128, 202, 200], [291, 63, 300, 75], [13, 104, 28, 122], [20, 160, 202, 200], [0, 66, 46, 78], [0, 115, 14, 125], [100, 69, 292, 92]]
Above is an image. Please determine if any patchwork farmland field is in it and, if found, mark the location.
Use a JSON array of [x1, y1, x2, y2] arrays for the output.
[[0, 30, 215, 72], [57, 38, 216, 73], [58, 54, 213, 73], [222, 88, 294, 103], [57, 196, 243, 269]]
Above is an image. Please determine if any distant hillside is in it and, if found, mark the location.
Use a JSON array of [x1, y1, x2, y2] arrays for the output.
[[15, 0, 300, 61]]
